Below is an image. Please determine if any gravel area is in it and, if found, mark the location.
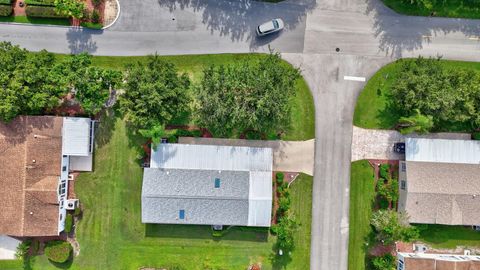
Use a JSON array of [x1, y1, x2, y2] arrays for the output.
[[351, 126, 471, 161]]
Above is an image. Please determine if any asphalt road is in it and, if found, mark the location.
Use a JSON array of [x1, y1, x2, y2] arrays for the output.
[[0, 0, 479, 269]]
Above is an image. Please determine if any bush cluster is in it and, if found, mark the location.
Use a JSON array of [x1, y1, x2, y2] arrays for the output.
[[379, 164, 390, 179], [473, 132, 480, 140], [25, 0, 55, 6], [0, 4, 12, 16], [64, 213, 73, 233], [26, 5, 69, 18], [44, 241, 72, 263]]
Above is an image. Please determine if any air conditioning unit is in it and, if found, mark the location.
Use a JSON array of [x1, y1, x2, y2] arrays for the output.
[[65, 199, 79, 210], [68, 174, 74, 181]]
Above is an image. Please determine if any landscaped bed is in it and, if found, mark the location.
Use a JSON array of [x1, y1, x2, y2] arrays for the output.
[[0, 53, 314, 270]]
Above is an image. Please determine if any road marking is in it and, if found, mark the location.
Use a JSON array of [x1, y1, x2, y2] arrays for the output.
[[344, 76, 366, 82]]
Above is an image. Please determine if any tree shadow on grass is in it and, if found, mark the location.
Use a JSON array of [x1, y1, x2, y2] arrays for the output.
[[47, 255, 74, 269], [377, 94, 402, 129], [94, 107, 119, 148], [270, 243, 293, 270], [145, 224, 269, 242]]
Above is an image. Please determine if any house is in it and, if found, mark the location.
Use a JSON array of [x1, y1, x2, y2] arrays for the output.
[[141, 143, 273, 227], [397, 252, 480, 270], [398, 138, 480, 226], [0, 116, 95, 237]]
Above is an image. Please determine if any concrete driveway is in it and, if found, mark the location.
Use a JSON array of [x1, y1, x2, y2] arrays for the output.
[[178, 137, 315, 175], [0, 235, 20, 260]]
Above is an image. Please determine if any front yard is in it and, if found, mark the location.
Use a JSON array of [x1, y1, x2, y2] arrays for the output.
[[0, 53, 314, 270], [348, 160, 480, 270], [353, 59, 480, 132]]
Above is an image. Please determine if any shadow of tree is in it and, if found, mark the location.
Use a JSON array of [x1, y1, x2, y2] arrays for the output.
[[365, 0, 480, 58], [155, 0, 316, 48], [66, 27, 101, 54]]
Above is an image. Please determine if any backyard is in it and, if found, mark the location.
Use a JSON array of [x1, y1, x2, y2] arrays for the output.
[[381, 0, 480, 19], [353, 58, 480, 132], [0, 53, 314, 270], [348, 160, 480, 270]]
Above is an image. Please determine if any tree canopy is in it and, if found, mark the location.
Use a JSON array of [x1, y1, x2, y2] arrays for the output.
[[391, 57, 480, 131], [0, 42, 122, 122], [54, 0, 85, 19], [119, 55, 191, 130], [0, 43, 69, 122], [195, 52, 300, 137], [370, 210, 419, 245]]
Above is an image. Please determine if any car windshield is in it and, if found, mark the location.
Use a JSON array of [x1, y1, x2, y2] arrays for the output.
[[273, 20, 279, 29]]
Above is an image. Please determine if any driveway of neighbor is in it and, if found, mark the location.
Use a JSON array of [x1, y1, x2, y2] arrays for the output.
[[178, 137, 315, 175], [0, 235, 21, 260], [351, 126, 472, 161]]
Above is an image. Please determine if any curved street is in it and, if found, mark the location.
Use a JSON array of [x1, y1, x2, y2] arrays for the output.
[[1, 0, 479, 269]]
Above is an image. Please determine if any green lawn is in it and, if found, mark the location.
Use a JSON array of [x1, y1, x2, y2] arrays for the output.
[[0, 53, 314, 270], [381, 0, 480, 19], [348, 160, 376, 270], [0, 15, 70, 26], [55, 53, 315, 141], [19, 114, 313, 269], [417, 225, 480, 249], [353, 59, 480, 130]]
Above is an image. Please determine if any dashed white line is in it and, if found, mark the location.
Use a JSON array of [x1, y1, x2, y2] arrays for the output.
[[343, 76, 366, 82]]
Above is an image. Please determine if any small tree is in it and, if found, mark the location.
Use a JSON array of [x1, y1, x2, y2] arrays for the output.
[[44, 241, 72, 263], [370, 210, 419, 244], [271, 214, 299, 252], [371, 254, 396, 270], [91, 9, 100, 23], [54, 0, 86, 19], [15, 240, 31, 260], [398, 109, 434, 135]]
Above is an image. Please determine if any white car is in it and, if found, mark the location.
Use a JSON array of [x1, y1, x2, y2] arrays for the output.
[[256, 18, 284, 36]]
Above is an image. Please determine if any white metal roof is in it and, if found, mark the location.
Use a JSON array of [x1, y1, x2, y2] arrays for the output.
[[248, 171, 273, 227], [406, 138, 480, 164], [151, 144, 273, 172], [62, 117, 92, 156]]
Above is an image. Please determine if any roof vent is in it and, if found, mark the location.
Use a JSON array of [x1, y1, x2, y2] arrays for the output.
[[33, 135, 37, 138], [32, 159, 36, 163], [166, 171, 170, 175], [29, 212, 33, 215]]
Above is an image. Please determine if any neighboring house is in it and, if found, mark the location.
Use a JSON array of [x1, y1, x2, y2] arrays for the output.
[[142, 143, 273, 227], [398, 138, 480, 226], [0, 116, 95, 237], [397, 252, 480, 270]]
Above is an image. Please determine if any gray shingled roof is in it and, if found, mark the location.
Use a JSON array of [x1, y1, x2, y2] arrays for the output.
[[142, 168, 252, 226]]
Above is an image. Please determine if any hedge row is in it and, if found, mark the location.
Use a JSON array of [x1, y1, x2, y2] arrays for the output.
[[0, 0, 12, 5], [0, 4, 12, 16], [25, 5, 69, 18], [25, 0, 55, 6]]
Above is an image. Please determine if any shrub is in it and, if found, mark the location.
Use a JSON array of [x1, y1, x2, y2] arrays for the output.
[[379, 197, 389, 210], [91, 9, 100, 23], [379, 164, 390, 179], [244, 130, 263, 140], [64, 213, 73, 233], [167, 135, 178, 143], [371, 254, 396, 270], [44, 241, 72, 263], [276, 172, 284, 185], [25, 0, 56, 6], [175, 129, 202, 138], [92, 0, 103, 7], [473, 132, 480, 140], [15, 240, 31, 259], [73, 207, 81, 216], [278, 196, 291, 214], [26, 5, 69, 18], [271, 215, 299, 251], [0, 5, 12, 16], [80, 21, 103, 29]]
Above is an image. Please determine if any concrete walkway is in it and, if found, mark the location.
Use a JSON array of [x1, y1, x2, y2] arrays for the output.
[[351, 126, 472, 161], [178, 137, 315, 175], [0, 235, 20, 260]]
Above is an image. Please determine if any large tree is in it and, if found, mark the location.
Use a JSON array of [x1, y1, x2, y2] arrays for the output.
[[120, 55, 191, 130], [0, 42, 69, 122], [391, 57, 480, 131], [195, 52, 300, 137]]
